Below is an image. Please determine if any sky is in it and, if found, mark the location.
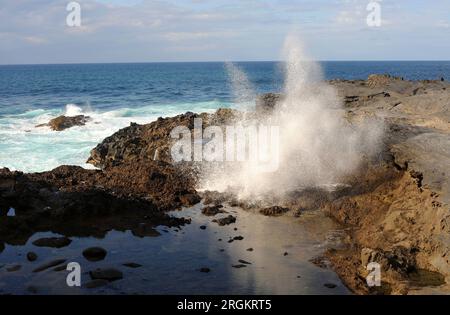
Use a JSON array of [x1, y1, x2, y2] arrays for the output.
[[0, 0, 449, 64]]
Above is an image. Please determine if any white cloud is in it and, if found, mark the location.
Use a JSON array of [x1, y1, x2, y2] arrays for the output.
[[0, 0, 449, 63]]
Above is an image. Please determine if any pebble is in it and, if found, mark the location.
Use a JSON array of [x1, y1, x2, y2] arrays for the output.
[[82, 247, 107, 262], [27, 252, 38, 262]]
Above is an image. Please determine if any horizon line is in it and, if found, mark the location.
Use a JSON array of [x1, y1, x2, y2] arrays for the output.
[[1, 60, 450, 66]]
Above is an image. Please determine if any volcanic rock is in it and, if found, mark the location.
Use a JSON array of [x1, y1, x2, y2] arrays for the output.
[[36, 115, 91, 131], [260, 206, 289, 216], [212, 215, 236, 226]]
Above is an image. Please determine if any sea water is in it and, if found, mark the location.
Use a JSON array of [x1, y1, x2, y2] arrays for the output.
[[1, 61, 449, 172]]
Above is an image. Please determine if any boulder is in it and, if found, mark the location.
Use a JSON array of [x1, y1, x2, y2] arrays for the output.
[[201, 205, 225, 216], [32, 237, 72, 248], [36, 115, 91, 131], [82, 247, 107, 262], [212, 215, 236, 226]]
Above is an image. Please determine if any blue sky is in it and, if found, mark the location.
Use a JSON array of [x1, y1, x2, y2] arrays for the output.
[[0, 0, 449, 64]]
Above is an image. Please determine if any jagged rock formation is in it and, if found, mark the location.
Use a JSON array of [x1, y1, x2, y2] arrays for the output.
[[36, 115, 91, 131]]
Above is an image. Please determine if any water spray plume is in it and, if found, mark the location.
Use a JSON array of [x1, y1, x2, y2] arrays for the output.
[[200, 35, 384, 200]]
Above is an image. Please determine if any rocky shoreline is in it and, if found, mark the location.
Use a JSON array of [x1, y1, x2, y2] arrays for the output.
[[1, 74, 449, 294]]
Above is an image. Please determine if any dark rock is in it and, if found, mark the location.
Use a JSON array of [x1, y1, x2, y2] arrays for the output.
[[123, 262, 142, 268], [86, 110, 238, 168], [233, 236, 244, 241], [32, 237, 72, 248], [283, 252, 289, 256], [199, 225, 207, 230], [202, 205, 225, 216], [212, 215, 236, 226], [6, 264, 21, 272], [201, 190, 233, 206], [180, 193, 201, 206], [310, 256, 329, 269], [36, 115, 91, 131], [27, 252, 38, 262], [260, 206, 289, 216], [246, 248, 253, 252], [324, 283, 337, 289], [360, 246, 416, 274], [90, 268, 123, 282], [238, 259, 252, 265], [256, 93, 284, 113], [33, 259, 67, 273], [232, 264, 247, 268], [199, 267, 211, 273], [132, 223, 161, 238], [82, 247, 107, 262]]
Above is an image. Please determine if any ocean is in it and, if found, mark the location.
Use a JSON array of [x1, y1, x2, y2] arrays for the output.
[[1, 61, 450, 172]]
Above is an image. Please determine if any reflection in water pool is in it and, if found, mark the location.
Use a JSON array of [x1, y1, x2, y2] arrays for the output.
[[0, 204, 349, 295]]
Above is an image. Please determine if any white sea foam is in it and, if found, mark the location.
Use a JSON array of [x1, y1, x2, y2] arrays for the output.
[[0, 101, 227, 172]]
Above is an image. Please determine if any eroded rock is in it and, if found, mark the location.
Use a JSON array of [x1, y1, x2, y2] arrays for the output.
[[36, 115, 91, 131], [202, 205, 225, 216], [213, 215, 236, 226], [259, 206, 289, 216]]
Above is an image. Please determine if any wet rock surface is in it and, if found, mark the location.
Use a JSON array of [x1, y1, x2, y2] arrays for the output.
[[87, 109, 239, 168], [122, 262, 142, 268], [213, 215, 237, 226], [32, 237, 72, 248], [36, 115, 91, 131], [259, 206, 289, 216], [82, 247, 107, 262], [33, 259, 67, 273], [0, 160, 196, 249], [201, 205, 226, 216]]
